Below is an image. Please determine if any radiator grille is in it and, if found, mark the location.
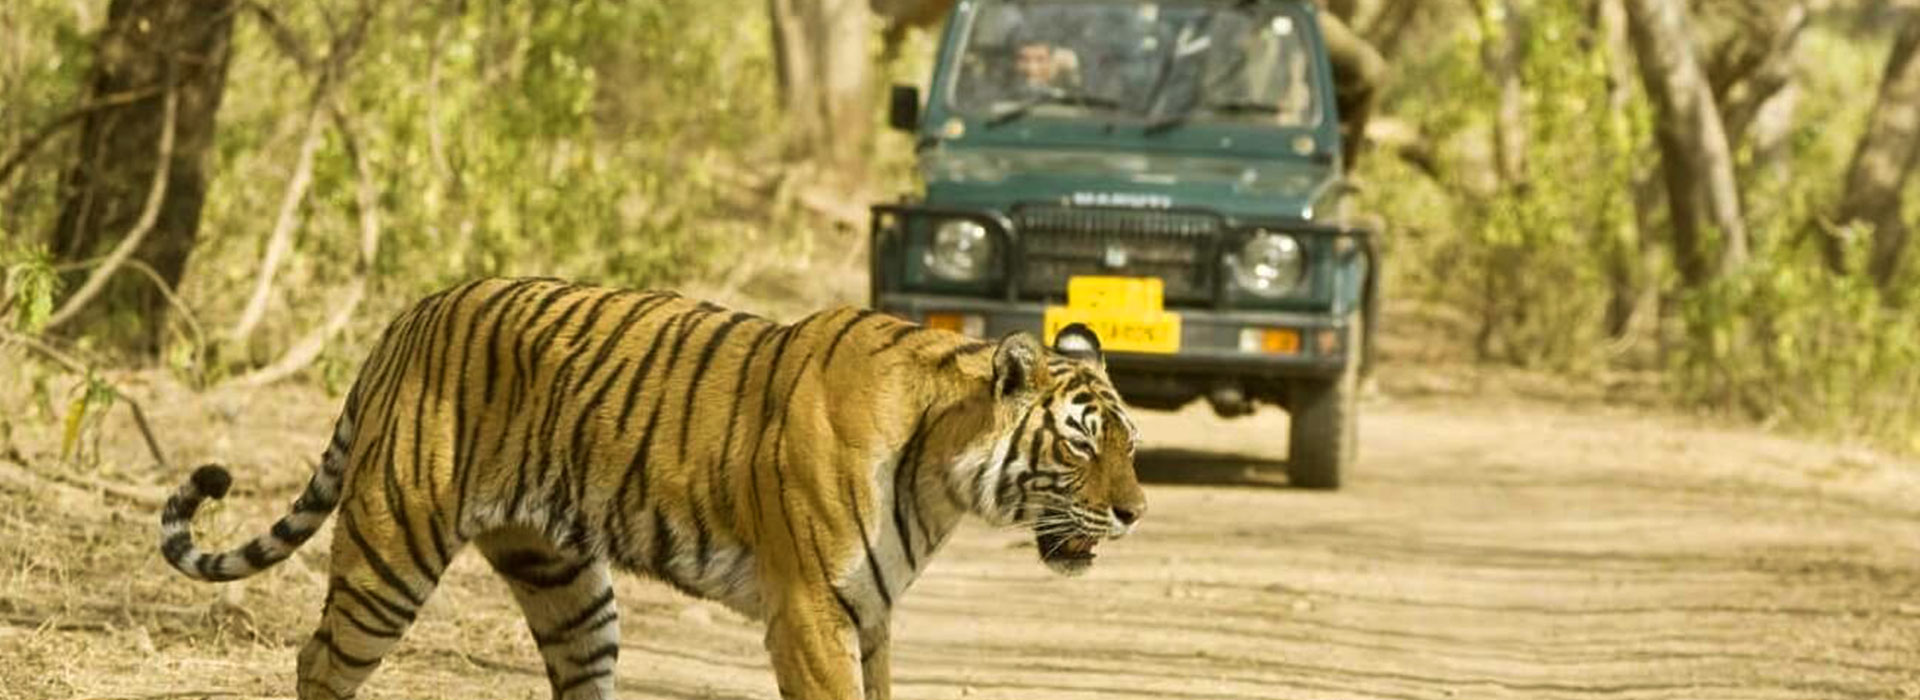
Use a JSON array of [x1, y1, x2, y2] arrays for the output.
[[1014, 206, 1220, 304]]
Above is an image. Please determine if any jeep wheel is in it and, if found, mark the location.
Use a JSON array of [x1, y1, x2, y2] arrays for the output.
[[1286, 314, 1361, 490]]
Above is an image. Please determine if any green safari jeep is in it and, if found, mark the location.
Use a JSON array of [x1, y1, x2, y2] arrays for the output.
[[870, 0, 1376, 489]]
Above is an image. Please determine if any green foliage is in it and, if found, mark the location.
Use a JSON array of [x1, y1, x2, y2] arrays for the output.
[[1677, 240, 1920, 450], [1366, 1, 1919, 450], [58, 371, 115, 468], [184, 0, 785, 364], [1365, 0, 1631, 371], [1, 239, 60, 333], [0, 0, 94, 237]]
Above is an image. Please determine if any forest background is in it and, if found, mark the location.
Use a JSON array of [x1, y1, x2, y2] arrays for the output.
[[2, 0, 1917, 455]]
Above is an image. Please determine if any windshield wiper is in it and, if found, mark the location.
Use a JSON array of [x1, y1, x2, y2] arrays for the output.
[[986, 92, 1122, 128], [1143, 100, 1284, 135]]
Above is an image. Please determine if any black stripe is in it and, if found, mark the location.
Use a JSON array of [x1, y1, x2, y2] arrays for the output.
[[161, 495, 195, 523], [677, 312, 752, 464], [808, 520, 865, 631], [340, 514, 425, 606], [869, 322, 926, 356], [476, 279, 548, 405], [561, 290, 625, 350], [492, 552, 592, 590], [555, 670, 612, 695], [161, 531, 192, 562], [380, 433, 445, 585], [685, 485, 714, 584], [271, 517, 317, 546], [934, 340, 994, 371], [648, 509, 699, 597], [332, 577, 414, 627], [993, 404, 1038, 507], [419, 280, 488, 493], [335, 604, 404, 640], [242, 540, 275, 570], [612, 305, 685, 428], [602, 311, 689, 561], [617, 311, 711, 539], [708, 323, 778, 527], [819, 309, 880, 368], [569, 642, 620, 667], [313, 629, 381, 670], [193, 549, 220, 579], [910, 405, 961, 544], [566, 355, 635, 471], [844, 472, 893, 609], [535, 589, 616, 646]]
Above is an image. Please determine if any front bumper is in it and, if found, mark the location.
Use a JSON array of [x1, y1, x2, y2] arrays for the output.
[[877, 292, 1353, 378]]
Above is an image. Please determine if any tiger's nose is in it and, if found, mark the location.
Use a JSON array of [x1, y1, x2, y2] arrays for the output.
[[1112, 504, 1142, 526]]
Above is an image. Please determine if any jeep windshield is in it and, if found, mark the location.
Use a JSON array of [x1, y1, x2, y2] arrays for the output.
[[948, 0, 1323, 127]]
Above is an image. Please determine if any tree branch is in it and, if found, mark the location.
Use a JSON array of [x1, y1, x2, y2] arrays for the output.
[[52, 256, 209, 368], [43, 85, 178, 330], [223, 103, 383, 388], [0, 87, 161, 186], [223, 102, 325, 347], [224, 1, 375, 350]]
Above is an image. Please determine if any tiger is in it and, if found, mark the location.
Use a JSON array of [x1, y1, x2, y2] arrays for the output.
[[158, 277, 1146, 700]]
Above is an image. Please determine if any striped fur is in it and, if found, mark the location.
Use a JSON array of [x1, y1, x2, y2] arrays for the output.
[[157, 277, 1146, 700]]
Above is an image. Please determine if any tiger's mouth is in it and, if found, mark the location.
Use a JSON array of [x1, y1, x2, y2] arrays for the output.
[[1036, 531, 1101, 576]]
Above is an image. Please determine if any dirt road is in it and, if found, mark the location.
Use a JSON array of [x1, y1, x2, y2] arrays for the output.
[[3, 384, 1918, 699]]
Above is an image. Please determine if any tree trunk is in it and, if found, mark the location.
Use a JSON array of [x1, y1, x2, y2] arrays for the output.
[[1474, 0, 1527, 186], [769, 0, 874, 176], [48, 0, 235, 356], [1624, 0, 1748, 289], [1596, 0, 1654, 340], [1827, 10, 1920, 288], [1702, 1, 1807, 151]]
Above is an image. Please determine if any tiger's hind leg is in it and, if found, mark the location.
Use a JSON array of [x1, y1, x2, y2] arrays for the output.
[[477, 527, 621, 699], [297, 509, 463, 700]]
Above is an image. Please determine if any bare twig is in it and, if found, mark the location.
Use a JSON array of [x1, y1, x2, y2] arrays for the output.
[[52, 255, 209, 368], [240, 0, 315, 72], [225, 1, 375, 350], [225, 103, 383, 388], [43, 85, 178, 331], [0, 330, 172, 470], [0, 87, 161, 186], [224, 102, 326, 346]]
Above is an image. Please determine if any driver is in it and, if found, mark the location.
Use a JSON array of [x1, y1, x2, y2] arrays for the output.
[[1007, 36, 1081, 99]]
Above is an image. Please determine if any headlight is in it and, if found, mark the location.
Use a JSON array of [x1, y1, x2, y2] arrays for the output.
[[1229, 231, 1306, 297], [923, 219, 994, 282]]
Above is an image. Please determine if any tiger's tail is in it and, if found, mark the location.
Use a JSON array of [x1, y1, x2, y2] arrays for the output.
[[159, 411, 355, 582]]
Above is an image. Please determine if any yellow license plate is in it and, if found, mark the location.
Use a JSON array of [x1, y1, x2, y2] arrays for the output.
[[1044, 276, 1182, 354]]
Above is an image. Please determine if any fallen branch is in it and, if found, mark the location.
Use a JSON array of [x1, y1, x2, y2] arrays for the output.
[[43, 85, 178, 331], [0, 87, 161, 186]]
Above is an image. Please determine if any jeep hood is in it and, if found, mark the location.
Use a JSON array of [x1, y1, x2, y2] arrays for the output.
[[920, 145, 1337, 221]]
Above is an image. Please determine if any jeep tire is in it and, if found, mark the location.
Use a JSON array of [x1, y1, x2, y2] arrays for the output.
[[1286, 313, 1361, 490]]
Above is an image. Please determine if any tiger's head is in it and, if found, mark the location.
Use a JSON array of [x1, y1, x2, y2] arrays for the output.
[[982, 323, 1146, 577]]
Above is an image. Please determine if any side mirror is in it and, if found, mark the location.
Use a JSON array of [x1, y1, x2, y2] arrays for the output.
[[888, 84, 921, 133]]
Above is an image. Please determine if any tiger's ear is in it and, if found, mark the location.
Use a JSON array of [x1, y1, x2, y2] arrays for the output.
[[1052, 323, 1104, 367], [992, 332, 1048, 400]]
